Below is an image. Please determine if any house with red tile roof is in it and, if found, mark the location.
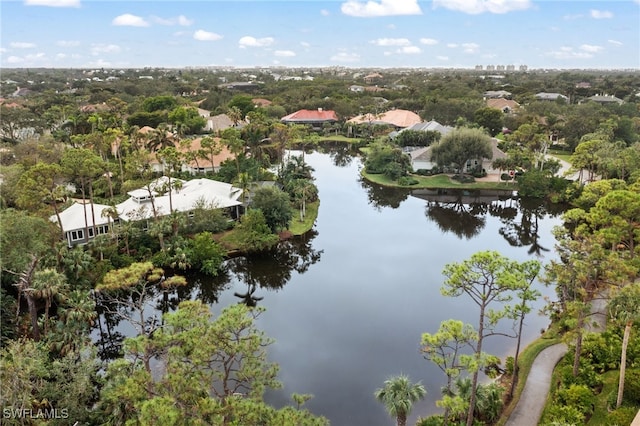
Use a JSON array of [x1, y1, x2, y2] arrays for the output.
[[281, 108, 339, 129]]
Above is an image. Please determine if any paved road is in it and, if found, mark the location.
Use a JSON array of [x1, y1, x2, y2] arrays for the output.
[[505, 343, 569, 426]]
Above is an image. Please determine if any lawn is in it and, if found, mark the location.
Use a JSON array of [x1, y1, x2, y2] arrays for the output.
[[548, 149, 572, 164], [362, 170, 517, 191], [287, 200, 319, 236]]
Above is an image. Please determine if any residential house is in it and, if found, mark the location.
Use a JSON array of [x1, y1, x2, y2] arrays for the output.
[[402, 120, 454, 136], [587, 94, 623, 105], [410, 138, 507, 175], [483, 90, 512, 99], [52, 177, 243, 246], [349, 85, 365, 93], [535, 92, 568, 102], [363, 72, 383, 84], [347, 109, 421, 129], [281, 109, 339, 130], [50, 202, 115, 247], [486, 98, 520, 114], [177, 137, 236, 175]]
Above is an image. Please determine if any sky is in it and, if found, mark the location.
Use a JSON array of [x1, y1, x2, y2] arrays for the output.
[[1, 0, 639, 70]]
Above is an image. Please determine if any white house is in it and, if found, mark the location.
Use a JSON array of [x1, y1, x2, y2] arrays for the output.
[[52, 177, 243, 246], [116, 177, 242, 222], [51, 202, 114, 247]]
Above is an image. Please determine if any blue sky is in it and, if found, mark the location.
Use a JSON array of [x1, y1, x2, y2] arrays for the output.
[[1, 0, 639, 69]]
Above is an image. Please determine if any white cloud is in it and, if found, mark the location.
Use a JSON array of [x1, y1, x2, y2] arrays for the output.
[[330, 51, 360, 62], [56, 40, 80, 47], [590, 9, 613, 19], [436, 55, 449, 61], [90, 44, 121, 55], [420, 38, 438, 45], [275, 50, 296, 57], [300, 41, 311, 48], [10, 42, 36, 48], [398, 46, 421, 54], [371, 38, 411, 47], [153, 14, 193, 26], [387, 24, 396, 29], [546, 47, 593, 59], [194, 30, 222, 41], [433, 0, 531, 14], [112, 14, 149, 27], [563, 14, 583, 20], [0, 48, 7, 53], [580, 44, 603, 53], [177, 15, 193, 26], [238, 36, 274, 48], [608, 39, 623, 46], [341, 0, 422, 17], [462, 42, 479, 53], [320, 9, 330, 16], [7, 56, 25, 63], [24, 0, 80, 7], [447, 43, 459, 48]]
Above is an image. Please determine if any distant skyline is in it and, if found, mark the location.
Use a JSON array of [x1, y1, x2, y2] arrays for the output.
[[1, 0, 639, 70]]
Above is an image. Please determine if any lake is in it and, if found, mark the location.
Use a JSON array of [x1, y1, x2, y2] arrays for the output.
[[96, 149, 566, 426]]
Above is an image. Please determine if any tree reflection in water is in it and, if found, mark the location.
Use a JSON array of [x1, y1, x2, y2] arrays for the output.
[[417, 188, 564, 254], [93, 231, 322, 360], [360, 178, 411, 210], [498, 197, 557, 257], [226, 229, 323, 292]]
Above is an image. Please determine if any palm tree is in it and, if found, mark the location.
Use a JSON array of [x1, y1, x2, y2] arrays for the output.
[[609, 283, 640, 409], [374, 374, 426, 426]]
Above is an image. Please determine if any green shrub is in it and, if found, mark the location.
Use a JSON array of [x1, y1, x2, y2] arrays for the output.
[[397, 176, 419, 186], [505, 356, 515, 376], [557, 384, 595, 418], [545, 403, 585, 425], [582, 331, 622, 372], [606, 406, 639, 426], [558, 357, 603, 389], [624, 369, 640, 404], [415, 415, 445, 426], [451, 174, 475, 183]]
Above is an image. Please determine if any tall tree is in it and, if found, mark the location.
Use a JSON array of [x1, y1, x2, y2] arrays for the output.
[[60, 148, 103, 244], [440, 251, 526, 426], [608, 283, 640, 409], [421, 319, 477, 426], [1, 209, 58, 341], [99, 300, 326, 425], [431, 127, 493, 175], [374, 375, 426, 426], [95, 262, 187, 373]]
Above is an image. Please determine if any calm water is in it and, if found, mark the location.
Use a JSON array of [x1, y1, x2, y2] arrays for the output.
[[96, 149, 565, 426]]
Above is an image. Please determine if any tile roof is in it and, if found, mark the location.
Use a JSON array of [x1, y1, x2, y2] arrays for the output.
[[281, 109, 338, 122], [347, 109, 421, 128]]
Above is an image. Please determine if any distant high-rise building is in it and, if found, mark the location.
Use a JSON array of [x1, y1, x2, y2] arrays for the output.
[[486, 65, 495, 71], [519, 65, 528, 71], [475, 65, 483, 71], [496, 65, 505, 71], [506, 65, 515, 71]]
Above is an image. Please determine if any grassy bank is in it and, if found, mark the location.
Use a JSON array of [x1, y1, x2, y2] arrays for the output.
[[362, 170, 517, 191], [287, 200, 319, 235]]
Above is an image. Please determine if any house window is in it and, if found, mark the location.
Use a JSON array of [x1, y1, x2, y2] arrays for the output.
[[88, 228, 94, 238], [70, 230, 84, 241]]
